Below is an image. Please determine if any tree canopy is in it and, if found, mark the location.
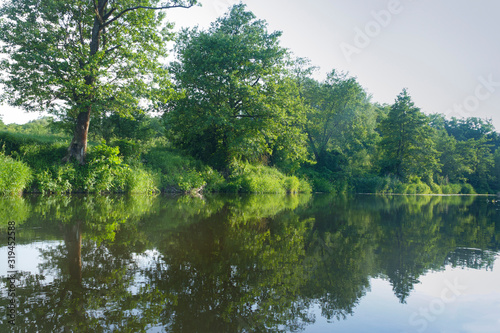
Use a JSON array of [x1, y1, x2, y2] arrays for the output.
[[378, 89, 440, 181], [165, 4, 308, 169]]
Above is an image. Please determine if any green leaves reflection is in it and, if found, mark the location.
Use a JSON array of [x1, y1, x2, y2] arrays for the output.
[[0, 194, 499, 332]]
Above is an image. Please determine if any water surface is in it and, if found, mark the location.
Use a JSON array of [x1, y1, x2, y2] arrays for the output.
[[1, 194, 499, 332]]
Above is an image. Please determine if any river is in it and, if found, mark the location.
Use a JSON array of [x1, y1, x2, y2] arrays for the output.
[[1, 194, 499, 332]]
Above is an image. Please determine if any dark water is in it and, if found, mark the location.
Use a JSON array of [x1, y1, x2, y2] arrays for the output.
[[1, 194, 500, 332]]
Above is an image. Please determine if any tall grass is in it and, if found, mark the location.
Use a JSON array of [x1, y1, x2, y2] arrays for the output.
[[0, 152, 32, 195], [225, 161, 312, 194], [143, 147, 225, 193]]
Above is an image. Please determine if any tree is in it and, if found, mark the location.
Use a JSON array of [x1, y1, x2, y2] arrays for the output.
[[378, 89, 440, 181], [300, 70, 376, 174], [444, 117, 496, 142], [0, 0, 197, 164], [165, 4, 307, 169]]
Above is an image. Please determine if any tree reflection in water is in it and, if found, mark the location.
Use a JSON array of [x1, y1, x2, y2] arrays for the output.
[[0, 194, 499, 332]]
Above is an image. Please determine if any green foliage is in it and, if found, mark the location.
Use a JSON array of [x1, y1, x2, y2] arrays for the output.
[[297, 166, 354, 193], [110, 139, 143, 163], [353, 174, 478, 195], [225, 161, 311, 194], [441, 183, 463, 194], [460, 183, 476, 195], [35, 166, 74, 195], [27, 141, 159, 194], [143, 147, 224, 193], [284, 176, 301, 194], [1, 117, 67, 137], [353, 175, 434, 194], [300, 69, 377, 176], [0, 152, 32, 194], [0, 0, 197, 164], [378, 89, 440, 181], [90, 112, 165, 143], [125, 167, 160, 194], [166, 4, 307, 169], [353, 176, 387, 194]]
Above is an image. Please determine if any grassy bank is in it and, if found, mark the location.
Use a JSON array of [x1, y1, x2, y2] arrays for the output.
[[0, 130, 488, 196], [0, 132, 313, 195]]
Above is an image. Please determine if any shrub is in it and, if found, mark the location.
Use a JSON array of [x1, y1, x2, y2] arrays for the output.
[[460, 183, 476, 195], [165, 169, 207, 193], [377, 176, 404, 194], [225, 161, 311, 194], [354, 176, 385, 193], [441, 183, 462, 194], [298, 168, 335, 193], [125, 167, 159, 194], [298, 178, 313, 194], [35, 166, 73, 194], [0, 152, 32, 195], [283, 176, 301, 194], [144, 147, 225, 193], [78, 142, 128, 193], [111, 138, 143, 163], [429, 181, 443, 194]]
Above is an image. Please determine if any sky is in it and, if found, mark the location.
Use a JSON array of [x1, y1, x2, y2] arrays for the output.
[[1, 0, 499, 129]]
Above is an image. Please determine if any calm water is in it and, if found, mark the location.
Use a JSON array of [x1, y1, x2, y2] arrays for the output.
[[1, 194, 500, 332]]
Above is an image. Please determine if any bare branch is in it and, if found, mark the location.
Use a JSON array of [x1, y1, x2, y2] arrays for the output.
[[104, 44, 121, 54]]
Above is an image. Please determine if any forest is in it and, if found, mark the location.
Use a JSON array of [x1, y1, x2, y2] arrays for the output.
[[1, 2, 500, 195]]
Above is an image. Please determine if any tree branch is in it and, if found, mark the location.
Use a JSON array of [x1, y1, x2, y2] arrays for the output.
[[104, 3, 196, 28], [104, 44, 121, 54]]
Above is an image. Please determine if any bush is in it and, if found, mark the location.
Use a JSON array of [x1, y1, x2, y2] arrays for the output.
[[125, 167, 159, 194], [77, 142, 128, 193], [283, 176, 301, 194], [144, 147, 225, 193], [225, 162, 311, 194], [0, 152, 32, 195], [111, 138, 145, 164], [376, 176, 404, 194], [429, 181, 443, 194], [460, 183, 476, 195], [298, 168, 335, 193], [441, 183, 462, 194], [298, 178, 313, 194], [35, 166, 73, 194], [354, 176, 385, 193]]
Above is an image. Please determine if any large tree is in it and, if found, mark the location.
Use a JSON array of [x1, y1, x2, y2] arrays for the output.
[[378, 89, 440, 181], [300, 70, 376, 174], [0, 0, 196, 164], [165, 4, 307, 169]]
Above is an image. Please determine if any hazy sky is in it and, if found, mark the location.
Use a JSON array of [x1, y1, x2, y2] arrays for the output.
[[1, 0, 499, 129]]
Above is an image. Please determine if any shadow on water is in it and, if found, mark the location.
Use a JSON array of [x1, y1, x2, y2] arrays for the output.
[[0, 193, 499, 332]]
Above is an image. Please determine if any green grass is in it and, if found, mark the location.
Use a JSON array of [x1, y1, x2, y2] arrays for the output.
[[225, 161, 312, 194], [1, 131, 313, 195], [0, 152, 32, 195]]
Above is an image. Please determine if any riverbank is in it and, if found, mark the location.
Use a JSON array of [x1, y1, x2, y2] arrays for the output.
[[0, 130, 493, 196]]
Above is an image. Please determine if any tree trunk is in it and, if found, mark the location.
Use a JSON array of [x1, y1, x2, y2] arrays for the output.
[[63, 107, 91, 165], [62, 1, 103, 165]]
